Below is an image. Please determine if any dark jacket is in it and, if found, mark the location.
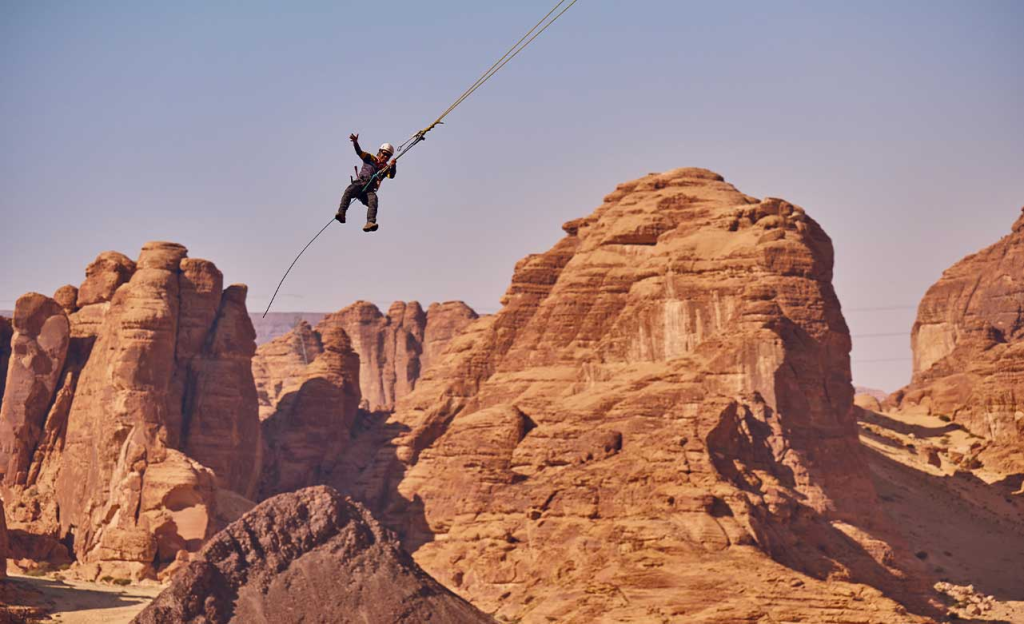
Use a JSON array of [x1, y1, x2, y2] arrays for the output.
[[353, 141, 396, 191]]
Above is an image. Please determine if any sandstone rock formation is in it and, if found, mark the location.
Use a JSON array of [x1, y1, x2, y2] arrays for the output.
[[0, 243, 262, 581], [0, 294, 70, 487], [52, 285, 78, 315], [254, 302, 478, 418], [331, 169, 934, 622], [251, 301, 478, 501], [325, 301, 478, 412], [249, 312, 325, 345], [894, 207, 1024, 471], [257, 322, 361, 499], [132, 486, 494, 624]]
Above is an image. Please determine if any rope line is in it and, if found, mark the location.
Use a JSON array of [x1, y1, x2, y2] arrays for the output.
[[394, 0, 578, 158], [262, 217, 335, 318], [432, 0, 570, 126], [265, 0, 580, 315]]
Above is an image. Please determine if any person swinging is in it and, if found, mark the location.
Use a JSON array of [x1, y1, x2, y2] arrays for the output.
[[336, 133, 396, 232]]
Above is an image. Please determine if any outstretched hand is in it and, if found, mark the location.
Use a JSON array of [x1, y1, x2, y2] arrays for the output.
[[349, 133, 359, 143]]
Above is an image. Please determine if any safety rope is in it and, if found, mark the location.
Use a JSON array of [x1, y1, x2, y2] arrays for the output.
[[363, 0, 580, 192], [262, 216, 335, 318], [264, 0, 579, 315]]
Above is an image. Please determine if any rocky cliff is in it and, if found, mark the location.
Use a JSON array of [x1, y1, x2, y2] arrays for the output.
[[257, 322, 361, 499], [329, 168, 932, 622], [895, 208, 1024, 471], [132, 486, 494, 624], [0, 242, 262, 580], [251, 301, 477, 500], [295, 301, 478, 413]]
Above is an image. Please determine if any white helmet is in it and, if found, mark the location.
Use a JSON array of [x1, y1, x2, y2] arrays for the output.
[[379, 143, 395, 156]]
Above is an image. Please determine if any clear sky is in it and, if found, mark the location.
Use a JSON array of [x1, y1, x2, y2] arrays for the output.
[[2, 1, 1022, 391]]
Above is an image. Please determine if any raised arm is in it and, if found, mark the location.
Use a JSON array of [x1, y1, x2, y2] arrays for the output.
[[350, 133, 372, 163]]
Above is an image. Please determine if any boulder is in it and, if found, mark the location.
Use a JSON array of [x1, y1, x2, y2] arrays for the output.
[[132, 486, 494, 624]]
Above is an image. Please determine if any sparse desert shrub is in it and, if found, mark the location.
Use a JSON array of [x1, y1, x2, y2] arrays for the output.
[[25, 562, 53, 577], [938, 415, 952, 422], [113, 578, 131, 586], [101, 575, 114, 583]]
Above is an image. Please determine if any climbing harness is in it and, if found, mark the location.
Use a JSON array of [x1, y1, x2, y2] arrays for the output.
[[263, 0, 579, 317]]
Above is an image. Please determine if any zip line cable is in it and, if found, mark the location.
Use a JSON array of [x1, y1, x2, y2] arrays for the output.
[[365, 0, 580, 192], [263, 217, 335, 318], [264, 0, 581, 316]]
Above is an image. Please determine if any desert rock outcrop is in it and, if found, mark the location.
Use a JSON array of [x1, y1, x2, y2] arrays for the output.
[[257, 322, 361, 499], [895, 207, 1024, 471], [132, 486, 494, 624], [332, 169, 933, 622], [251, 301, 477, 499], [0, 243, 261, 580], [325, 301, 478, 412]]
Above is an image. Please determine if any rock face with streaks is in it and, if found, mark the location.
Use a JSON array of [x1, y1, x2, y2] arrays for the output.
[[251, 302, 476, 500], [257, 322, 361, 500], [328, 301, 478, 412], [895, 208, 1024, 471], [331, 169, 935, 623], [0, 294, 70, 487], [131, 486, 494, 624], [0, 243, 262, 580]]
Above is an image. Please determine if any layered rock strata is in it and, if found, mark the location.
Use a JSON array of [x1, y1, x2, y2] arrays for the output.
[[0, 242, 261, 580], [333, 169, 933, 622], [326, 301, 478, 412], [894, 208, 1024, 471], [257, 322, 361, 499], [132, 486, 494, 624]]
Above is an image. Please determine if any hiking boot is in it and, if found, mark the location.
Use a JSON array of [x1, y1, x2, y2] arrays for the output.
[[335, 210, 346, 224], [363, 221, 378, 232]]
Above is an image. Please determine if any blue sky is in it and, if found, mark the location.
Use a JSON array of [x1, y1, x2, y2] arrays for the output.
[[3, 1, 1022, 390]]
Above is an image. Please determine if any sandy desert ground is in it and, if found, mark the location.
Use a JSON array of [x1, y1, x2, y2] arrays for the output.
[[859, 405, 1024, 622], [0, 572, 161, 624]]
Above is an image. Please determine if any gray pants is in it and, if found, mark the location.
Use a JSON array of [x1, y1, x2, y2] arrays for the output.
[[338, 182, 378, 223]]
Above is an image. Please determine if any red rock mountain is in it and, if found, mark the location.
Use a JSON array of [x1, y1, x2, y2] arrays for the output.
[[256, 321, 361, 499], [132, 486, 494, 624], [251, 301, 478, 500], [325, 168, 935, 622], [0, 242, 261, 580], [895, 208, 1024, 471]]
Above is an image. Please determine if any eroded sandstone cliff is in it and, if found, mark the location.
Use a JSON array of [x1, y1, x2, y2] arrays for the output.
[[257, 321, 361, 499], [327, 168, 933, 622], [251, 301, 478, 500], [895, 208, 1024, 471], [0, 242, 261, 580], [275, 301, 479, 413]]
